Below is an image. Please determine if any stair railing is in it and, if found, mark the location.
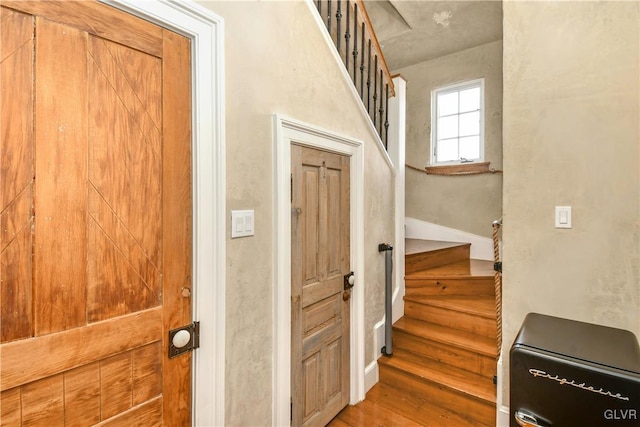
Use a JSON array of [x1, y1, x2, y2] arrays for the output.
[[378, 243, 393, 356], [314, 0, 395, 148], [492, 219, 503, 356]]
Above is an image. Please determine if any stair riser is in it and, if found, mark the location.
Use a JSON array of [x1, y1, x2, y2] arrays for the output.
[[405, 245, 470, 274], [404, 301, 497, 338], [405, 278, 494, 298], [380, 365, 495, 426], [393, 330, 497, 378]]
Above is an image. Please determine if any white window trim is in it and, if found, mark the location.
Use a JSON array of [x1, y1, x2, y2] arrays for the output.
[[430, 78, 485, 166]]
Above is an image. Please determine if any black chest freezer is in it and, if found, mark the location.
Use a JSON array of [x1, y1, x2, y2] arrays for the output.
[[510, 313, 640, 426]]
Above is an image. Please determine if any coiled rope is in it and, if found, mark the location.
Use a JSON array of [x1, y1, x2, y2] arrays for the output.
[[492, 219, 502, 356]]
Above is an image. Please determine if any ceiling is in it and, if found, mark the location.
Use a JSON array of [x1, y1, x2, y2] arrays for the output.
[[364, 0, 503, 71]]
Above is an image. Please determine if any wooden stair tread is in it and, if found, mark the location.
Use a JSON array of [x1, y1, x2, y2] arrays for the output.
[[328, 397, 422, 426], [379, 350, 496, 404], [393, 317, 497, 357], [406, 259, 495, 279], [403, 295, 496, 319], [365, 382, 491, 427], [405, 240, 471, 273]]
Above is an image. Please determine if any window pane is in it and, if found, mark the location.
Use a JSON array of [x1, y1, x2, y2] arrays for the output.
[[437, 138, 458, 162], [459, 87, 480, 112], [437, 92, 458, 116], [460, 136, 480, 160], [438, 115, 458, 140], [459, 111, 479, 137]]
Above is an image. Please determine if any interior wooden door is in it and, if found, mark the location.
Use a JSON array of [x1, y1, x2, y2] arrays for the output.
[[291, 144, 350, 427], [0, 2, 192, 425]]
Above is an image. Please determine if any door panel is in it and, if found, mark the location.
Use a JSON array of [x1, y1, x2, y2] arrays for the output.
[[1, 7, 34, 344], [0, 2, 192, 425], [22, 375, 64, 426], [291, 145, 350, 427], [34, 16, 88, 335], [64, 363, 101, 426]]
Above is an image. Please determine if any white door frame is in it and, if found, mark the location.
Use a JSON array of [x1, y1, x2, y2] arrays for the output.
[[98, 1, 225, 425], [273, 114, 366, 426]]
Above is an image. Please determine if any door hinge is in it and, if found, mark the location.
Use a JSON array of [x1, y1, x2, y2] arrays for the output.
[[494, 262, 502, 273], [290, 398, 293, 423], [168, 321, 200, 359], [290, 173, 293, 203]]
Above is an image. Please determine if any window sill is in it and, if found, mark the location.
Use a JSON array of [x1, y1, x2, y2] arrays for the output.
[[425, 162, 491, 176]]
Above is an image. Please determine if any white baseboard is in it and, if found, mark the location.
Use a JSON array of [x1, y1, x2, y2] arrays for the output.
[[374, 319, 385, 358], [364, 319, 386, 395], [392, 285, 404, 324], [498, 406, 510, 427], [405, 217, 494, 261], [364, 359, 379, 394], [496, 354, 509, 426]]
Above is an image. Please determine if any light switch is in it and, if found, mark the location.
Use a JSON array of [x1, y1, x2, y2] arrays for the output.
[[231, 210, 255, 238], [235, 216, 244, 233], [555, 206, 572, 229], [245, 213, 254, 234], [559, 211, 568, 224]]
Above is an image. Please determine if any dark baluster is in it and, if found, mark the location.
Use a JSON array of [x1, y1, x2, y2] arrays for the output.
[[373, 55, 378, 126], [336, 0, 341, 52], [379, 69, 384, 135], [344, 1, 350, 71], [327, 0, 331, 33], [384, 83, 390, 149], [367, 39, 371, 113], [317, 0, 321, 15], [352, 3, 358, 84], [360, 23, 365, 100]]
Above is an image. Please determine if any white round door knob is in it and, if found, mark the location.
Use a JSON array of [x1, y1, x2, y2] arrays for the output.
[[348, 275, 355, 286], [172, 329, 191, 348]]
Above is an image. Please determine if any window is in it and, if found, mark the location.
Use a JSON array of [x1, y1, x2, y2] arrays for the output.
[[431, 79, 484, 165]]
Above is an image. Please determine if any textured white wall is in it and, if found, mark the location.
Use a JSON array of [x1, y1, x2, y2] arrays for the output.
[[195, 1, 395, 424], [398, 40, 503, 238], [502, 0, 639, 407]]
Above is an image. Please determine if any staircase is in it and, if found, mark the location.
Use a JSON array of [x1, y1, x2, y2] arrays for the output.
[[330, 239, 497, 426]]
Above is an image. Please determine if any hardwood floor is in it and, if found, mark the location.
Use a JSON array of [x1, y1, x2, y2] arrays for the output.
[[327, 392, 421, 427], [328, 240, 497, 427], [327, 381, 491, 427]]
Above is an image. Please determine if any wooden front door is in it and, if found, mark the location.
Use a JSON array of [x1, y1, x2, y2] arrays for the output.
[[0, 2, 192, 425], [291, 145, 351, 427]]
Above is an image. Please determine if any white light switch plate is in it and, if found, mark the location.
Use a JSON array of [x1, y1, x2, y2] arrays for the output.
[[555, 206, 572, 229], [231, 210, 255, 238]]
